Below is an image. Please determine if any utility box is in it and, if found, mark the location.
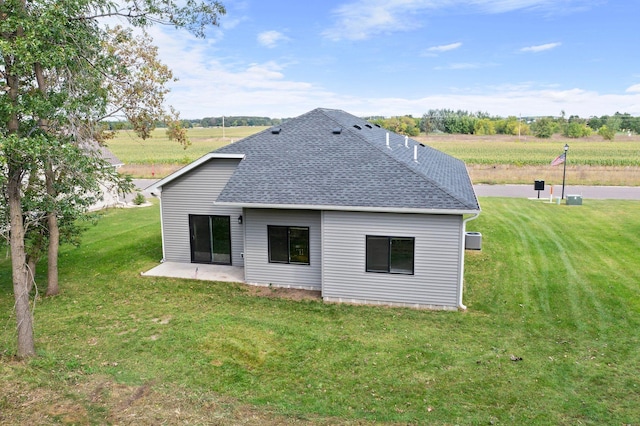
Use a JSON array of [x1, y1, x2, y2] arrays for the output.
[[566, 195, 583, 205], [465, 232, 482, 250]]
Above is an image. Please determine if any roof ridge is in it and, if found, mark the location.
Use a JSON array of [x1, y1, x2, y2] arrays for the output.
[[324, 110, 476, 209], [375, 136, 475, 209], [213, 107, 478, 211]]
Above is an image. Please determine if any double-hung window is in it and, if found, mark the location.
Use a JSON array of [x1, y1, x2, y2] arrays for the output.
[[366, 236, 414, 275], [268, 226, 310, 264]]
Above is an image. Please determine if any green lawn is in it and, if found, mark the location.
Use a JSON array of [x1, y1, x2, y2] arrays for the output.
[[1, 199, 639, 424]]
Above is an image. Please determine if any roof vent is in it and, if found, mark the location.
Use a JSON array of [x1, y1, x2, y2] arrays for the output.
[[374, 123, 381, 128], [365, 124, 372, 129], [353, 124, 362, 130], [271, 127, 282, 134], [419, 143, 425, 147], [332, 127, 342, 134]]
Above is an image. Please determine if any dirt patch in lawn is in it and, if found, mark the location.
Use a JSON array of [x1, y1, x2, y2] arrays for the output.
[[244, 285, 322, 301]]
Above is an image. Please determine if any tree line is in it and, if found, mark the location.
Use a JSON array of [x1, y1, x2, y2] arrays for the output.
[[108, 110, 639, 141], [105, 116, 282, 130], [373, 110, 640, 140]]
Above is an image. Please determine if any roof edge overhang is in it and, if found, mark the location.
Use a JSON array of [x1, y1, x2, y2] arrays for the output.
[[146, 153, 245, 194], [214, 201, 480, 216]]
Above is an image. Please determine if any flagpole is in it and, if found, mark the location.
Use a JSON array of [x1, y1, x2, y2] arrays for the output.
[[561, 144, 569, 200]]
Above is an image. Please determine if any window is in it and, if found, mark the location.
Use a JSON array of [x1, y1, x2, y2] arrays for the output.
[[268, 226, 310, 264], [366, 236, 414, 274]]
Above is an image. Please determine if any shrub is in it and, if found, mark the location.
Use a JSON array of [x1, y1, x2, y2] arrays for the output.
[[563, 122, 592, 138], [133, 192, 146, 205]]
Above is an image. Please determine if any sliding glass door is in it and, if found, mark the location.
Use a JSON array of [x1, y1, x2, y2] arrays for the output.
[[189, 215, 231, 264]]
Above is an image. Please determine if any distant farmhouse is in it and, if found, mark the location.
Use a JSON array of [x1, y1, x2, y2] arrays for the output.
[[86, 142, 126, 211], [149, 108, 480, 310]]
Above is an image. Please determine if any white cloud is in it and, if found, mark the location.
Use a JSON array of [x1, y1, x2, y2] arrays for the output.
[[469, 0, 585, 14], [350, 88, 640, 119], [520, 42, 562, 52], [257, 30, 289, 48], [323, 0, 592, 41], [427, 42, 462, 52], [626, 83, 640, 93], [322, 0, 426, 41], [145, 24, 640, 120], [435, 62, 497, 70]]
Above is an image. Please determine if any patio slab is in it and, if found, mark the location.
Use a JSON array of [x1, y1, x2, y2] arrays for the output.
[[141, 262, 245, 283]]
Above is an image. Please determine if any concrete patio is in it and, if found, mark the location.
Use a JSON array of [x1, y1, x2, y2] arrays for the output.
[[141, 262, 245, 283]]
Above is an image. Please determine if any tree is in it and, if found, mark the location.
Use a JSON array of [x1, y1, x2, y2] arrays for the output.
[[495, 116, 530, 136], [442, 111, 476, 134], [371, 116, 420, 136], [473, 118, 496, 136], [531, 117, 556, 138], [1, 0, 225, 358], [562, 122, 592, 138], [598, 125, 616, 141]]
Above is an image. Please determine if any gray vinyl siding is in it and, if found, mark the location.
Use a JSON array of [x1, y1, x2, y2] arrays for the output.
[[244, 209, 321, 290], [322, 211, 462, 308], [160, 158, 244, 266]]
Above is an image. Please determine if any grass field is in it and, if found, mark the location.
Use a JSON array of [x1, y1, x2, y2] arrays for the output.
[[418, 133, 640, 167], [109, 126, 267, 164], [420, 134, 640, 185], [2, 199, 639, 424], [108, 128, 640, 185]]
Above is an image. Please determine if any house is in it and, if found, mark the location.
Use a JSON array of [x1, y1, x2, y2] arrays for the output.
[[85, 142, 127, 211], [148, 108, 480, 310]]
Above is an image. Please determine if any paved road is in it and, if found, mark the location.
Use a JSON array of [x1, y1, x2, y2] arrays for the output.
[[474, 184, 640, 200], [133, 179, 640, 201]]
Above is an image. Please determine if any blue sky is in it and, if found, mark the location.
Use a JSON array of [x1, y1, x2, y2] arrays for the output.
[[146, 0, 640, 119]]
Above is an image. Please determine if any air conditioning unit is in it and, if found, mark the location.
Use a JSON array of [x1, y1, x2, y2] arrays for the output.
[[465, 232, 482, 251], [566, 195, 582, 205]]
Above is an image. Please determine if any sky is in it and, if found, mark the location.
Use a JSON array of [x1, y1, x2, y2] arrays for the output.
[[142, 0, 640, 119]]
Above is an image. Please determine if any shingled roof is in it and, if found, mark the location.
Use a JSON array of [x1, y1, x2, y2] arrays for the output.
[[213, 108, 479, 213]]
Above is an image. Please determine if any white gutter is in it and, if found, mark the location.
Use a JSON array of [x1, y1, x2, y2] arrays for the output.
[[458, 212, 480, 310], [214, 201, 479, 216], [159, 195, 166, 262]]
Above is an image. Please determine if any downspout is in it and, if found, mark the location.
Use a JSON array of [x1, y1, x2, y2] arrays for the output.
[[152, 188, 166, 262], [458, 212, 480, 310]]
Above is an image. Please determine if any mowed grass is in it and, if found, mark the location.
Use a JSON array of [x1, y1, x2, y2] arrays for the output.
[[2, 200, 639, 424]]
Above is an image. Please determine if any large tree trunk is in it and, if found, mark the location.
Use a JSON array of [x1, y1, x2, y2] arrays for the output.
[[44, 161, 60, 296], [5, 49, 36, 358], [8, 168, 36, 358], [36, 63, 61, 296], [5, 11, 36, 356]]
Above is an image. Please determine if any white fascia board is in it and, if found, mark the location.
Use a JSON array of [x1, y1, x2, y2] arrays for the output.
[[146, 153, 245, 194], [214, 201, 479, 216]]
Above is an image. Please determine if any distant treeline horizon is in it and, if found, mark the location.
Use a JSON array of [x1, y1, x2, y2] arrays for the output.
[[104, 110, 640, 139]]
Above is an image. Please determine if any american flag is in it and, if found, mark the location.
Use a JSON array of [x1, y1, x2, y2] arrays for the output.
[[551, 152, 566, 166]]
